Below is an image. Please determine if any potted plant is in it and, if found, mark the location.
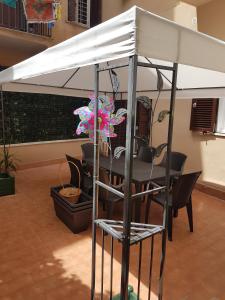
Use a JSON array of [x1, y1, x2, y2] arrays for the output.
[[0, 145, 16, 196]]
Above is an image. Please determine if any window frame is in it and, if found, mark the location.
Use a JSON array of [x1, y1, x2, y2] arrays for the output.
[[190, 98, 225, 136], [215, 98, 225, 135], [68, 0, 91, 28], [190, 98, 218, 134]]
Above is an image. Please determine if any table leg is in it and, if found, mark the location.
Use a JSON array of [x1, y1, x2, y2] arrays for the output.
[[134, 183, 142, 223]]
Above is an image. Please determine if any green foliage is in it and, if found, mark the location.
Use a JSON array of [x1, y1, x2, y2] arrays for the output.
[[0, 147, 17, 175], [156, 69, 164, 92], [155, 143, 167, 157], [1, 92, 89, 144], [157, 110, 170, 123]]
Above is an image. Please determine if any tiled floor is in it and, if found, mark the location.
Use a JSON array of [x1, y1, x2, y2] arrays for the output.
[[0, 164, 225, 300]]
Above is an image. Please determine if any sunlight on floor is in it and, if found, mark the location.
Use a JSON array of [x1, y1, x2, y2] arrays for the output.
[[53, 235, 157, 299], [0, 165, 225, 299]]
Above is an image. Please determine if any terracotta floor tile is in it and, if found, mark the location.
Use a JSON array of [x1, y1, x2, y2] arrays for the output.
[[0, 164, 225, 299]]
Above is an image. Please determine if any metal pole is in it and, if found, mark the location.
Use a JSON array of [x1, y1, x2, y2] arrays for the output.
[[120, 55, 138, 300], [91, 64, 100, 300], [158, 63, 178, 300], [0, 86, 6, 157]]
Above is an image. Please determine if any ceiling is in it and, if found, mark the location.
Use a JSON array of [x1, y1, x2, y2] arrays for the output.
[[182, 0, 213, 6]]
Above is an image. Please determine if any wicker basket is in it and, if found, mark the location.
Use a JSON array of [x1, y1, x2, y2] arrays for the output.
[[59, 160, 81, 204]]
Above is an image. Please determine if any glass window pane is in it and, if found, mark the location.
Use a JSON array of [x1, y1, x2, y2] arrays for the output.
[[216, 98, 225, 134]]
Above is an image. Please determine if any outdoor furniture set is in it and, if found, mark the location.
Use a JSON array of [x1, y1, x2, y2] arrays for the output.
[[50, 142, 200, 242]]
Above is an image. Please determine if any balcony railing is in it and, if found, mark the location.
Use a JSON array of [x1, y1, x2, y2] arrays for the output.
[[0, 0, 52, 37]]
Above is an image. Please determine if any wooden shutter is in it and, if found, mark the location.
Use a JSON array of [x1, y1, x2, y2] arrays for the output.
[[90, 0, 101, 27], [110, 100, 151, 152], [136, 101, 151, 138], [190, 98, 218, 133], [68, 0, 76, 21]]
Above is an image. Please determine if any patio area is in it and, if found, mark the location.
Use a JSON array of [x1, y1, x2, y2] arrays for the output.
[[0, 163, 225, 300]]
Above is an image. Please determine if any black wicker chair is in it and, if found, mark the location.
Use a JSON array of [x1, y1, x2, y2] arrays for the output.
[[99, 168, 123, 219], [154, 151, 187, 198], [158, 151, 187, 172], [81, 142, 94, 159], [145, 171, 201, 241], [137, 146, 156, 163], [66, 154, 93, 195], [81, 142, 94, 175]]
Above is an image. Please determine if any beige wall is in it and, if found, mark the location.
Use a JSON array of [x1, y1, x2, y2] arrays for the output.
[[8, 139, 88, 169], [102, 0, 124, 21], [122, 0, 197, 30], [50, 0, 87, 44], [172, 2, 197, 30], [0, 0, 87, 66], [154, 0, 225, 190], [198, 0, 225, 41], [153, 98, 225, 190]]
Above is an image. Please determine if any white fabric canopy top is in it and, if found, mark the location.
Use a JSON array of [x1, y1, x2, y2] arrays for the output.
[[1, 5, 225, 98]]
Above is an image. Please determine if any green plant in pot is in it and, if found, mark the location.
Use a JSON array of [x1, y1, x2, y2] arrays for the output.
[[0, 145, 16, 196]]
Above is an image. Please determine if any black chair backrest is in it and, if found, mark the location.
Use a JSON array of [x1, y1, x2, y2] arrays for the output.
[[135, 136, 149, 153], [81, 143, 94, 159], [159, 151, 187, 172], [137, 146, 156, 163], [172, 171, 201, 209], [99, 168, 109, 201], [66, 154, 83, 188]]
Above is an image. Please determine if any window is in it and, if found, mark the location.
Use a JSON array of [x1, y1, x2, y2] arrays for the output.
[[190, 98, 225, 135], [190, 98, 218, 133], [216, 98, 225, 134], [68, 0, 90, 27], [68, 0, 101, 28]]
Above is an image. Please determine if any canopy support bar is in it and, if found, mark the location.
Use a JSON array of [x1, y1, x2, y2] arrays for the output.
[[138, 61, 175, 71], [145, 57, 173, 85], [91, 64, 100, 300], [120, 54, 138, 299], [61, 68, 80, 88], [98, 63, 129, 72], [159, 62, 178, 300]]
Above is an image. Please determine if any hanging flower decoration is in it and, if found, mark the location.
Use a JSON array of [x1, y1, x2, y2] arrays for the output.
[[74, 95, 126, 141]]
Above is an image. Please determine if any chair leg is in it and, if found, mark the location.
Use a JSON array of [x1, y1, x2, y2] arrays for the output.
[[102, 200, 106, 211], [116, 175, 121, 185], [145, 196, 152, 224], [168, 207, 173, 241], [186, 199, 193, 232], [173, 208, 178, 218], [106, 201, 114, 219]]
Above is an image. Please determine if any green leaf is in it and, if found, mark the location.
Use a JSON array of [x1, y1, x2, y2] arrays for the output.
[[158, 110, 169, 123], [137, 96, 152, 110], [115, 108, 127, 118], [156, 69, 163, 92], [155, 143, 167, 157], [0, 147, 17, 174], [114, 146, 126, 159]]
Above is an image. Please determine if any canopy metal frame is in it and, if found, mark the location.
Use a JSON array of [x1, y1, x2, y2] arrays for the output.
[[91, 54, 178, 300]]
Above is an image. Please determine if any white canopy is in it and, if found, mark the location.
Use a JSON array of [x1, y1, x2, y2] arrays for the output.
[[1, 6, 225, 98]]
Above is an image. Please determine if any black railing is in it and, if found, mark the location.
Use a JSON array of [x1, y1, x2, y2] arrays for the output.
[[0, 0, 52, 37]]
